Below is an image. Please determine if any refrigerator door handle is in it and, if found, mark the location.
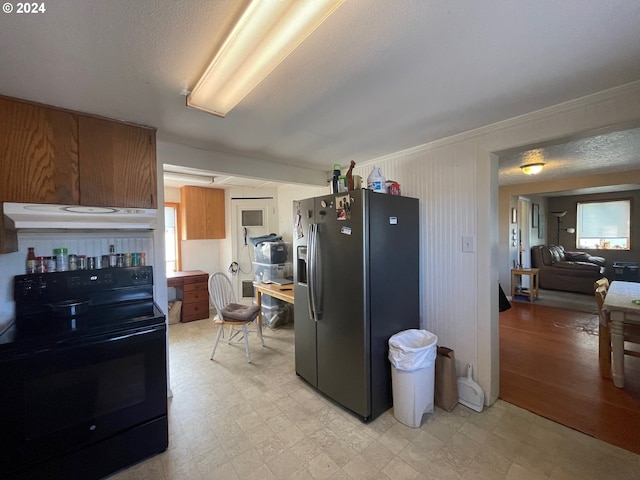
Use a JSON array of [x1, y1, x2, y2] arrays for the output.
[[307, 223, 317, 321]]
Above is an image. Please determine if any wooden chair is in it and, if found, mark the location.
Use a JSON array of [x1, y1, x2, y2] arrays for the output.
[[594, 277, 610, 294], [208, 272, 264, 363], [595, 284, 640, 379]]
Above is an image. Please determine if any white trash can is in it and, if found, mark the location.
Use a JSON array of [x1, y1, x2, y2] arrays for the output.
[[388, 329, 438, 428]]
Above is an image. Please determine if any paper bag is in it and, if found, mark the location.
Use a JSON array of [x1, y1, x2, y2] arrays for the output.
[[168, 300, 182, 324], [434, 346, 458, 411]]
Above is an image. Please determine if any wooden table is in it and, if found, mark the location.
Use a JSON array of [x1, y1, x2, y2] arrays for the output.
[[254, 282, 294, 331], [511, 267, 540, 302], [167, 270, 210, 322], [604, 281, 640, 388]]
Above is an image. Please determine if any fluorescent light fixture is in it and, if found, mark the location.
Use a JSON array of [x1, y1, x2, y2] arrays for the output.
[[520, 162, 545, 175], [187, 0, 345, 117], [164, 172, 215, 186]]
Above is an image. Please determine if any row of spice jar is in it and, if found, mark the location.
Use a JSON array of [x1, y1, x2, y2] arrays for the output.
[[26, 246, 146, 274]]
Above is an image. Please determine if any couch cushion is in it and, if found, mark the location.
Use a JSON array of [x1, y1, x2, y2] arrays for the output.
[[564, 251, 590, 262], [588, 255, 606, 267], [548, 245, 565, 263], [553, 261, 602, 273]]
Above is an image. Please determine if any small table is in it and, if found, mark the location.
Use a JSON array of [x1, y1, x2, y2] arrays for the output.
[[603, 281, 640, 388], [254, 282, 295, 332], [511, 267, 540, 303]]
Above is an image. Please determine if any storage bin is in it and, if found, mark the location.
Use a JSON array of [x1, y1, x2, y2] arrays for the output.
[[253, 262, 292, 284], [261, 295, 286, 308], [261, 303, 286, 328], [254, 241, 290, 264]]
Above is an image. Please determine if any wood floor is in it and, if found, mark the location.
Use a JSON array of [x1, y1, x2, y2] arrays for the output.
[[500, 301, 640, 455]]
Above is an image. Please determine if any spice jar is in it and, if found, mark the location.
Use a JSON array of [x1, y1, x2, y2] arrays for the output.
[[109, 244, 117, 268], [54, 248, 69, 272], [69, 254, 78, 271], [78, 255, 87, 270], [139, 252, 146, 266], [36, 256, 46, 273], [45, 256, 57, 272]]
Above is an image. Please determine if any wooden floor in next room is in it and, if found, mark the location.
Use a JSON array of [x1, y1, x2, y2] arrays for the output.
[[500, 300, 640, 455]]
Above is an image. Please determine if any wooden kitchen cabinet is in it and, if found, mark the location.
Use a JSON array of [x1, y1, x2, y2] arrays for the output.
[[0, 95, 158, 253], [79, 116, 157, 209], [180, 186, 225, 239], [0, 96, 79, 205]]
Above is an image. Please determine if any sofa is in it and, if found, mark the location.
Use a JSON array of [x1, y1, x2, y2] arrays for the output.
[[531, 245, 606, 294]]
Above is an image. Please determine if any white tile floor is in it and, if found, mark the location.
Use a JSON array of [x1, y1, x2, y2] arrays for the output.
[[108, 319, 640, 480]]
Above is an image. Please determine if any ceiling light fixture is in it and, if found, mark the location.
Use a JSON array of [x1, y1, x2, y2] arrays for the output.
[[164, 172, 215, 186], [520, 162, 545, 175], [187, 0, 345, 117]]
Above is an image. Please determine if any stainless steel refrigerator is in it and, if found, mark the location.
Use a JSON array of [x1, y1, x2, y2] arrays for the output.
[[293, 189, 419, 421]]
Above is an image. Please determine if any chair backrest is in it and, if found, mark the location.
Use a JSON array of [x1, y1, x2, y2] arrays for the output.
[[594, 285, 610, 325], [594, 277, 610, 294], [208, 273, 237, 317]]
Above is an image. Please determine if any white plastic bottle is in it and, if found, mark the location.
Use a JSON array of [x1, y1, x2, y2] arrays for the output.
[[367, 167, 387, 193]]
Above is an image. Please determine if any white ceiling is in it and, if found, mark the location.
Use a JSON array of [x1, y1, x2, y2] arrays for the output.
[[1, 0, 640, 187]]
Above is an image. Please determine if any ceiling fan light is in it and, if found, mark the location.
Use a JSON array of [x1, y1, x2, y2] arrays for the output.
[[187, 0, 345, 117], [520, 162, 545, 175]]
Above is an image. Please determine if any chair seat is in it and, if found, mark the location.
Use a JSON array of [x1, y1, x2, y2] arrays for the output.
[[221, 303, 260, 322]]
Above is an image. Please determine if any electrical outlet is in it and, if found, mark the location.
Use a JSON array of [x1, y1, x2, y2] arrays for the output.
[[462, 235, 475, 253]]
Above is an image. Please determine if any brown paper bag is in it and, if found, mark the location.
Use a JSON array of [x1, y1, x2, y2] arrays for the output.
[[434, 346, 458, 411]]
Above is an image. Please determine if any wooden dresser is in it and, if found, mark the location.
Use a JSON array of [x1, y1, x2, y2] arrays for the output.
[[167, 270, 210, 322]]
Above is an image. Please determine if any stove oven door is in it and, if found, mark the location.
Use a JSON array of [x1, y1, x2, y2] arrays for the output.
[[0, 323, 168, 477]]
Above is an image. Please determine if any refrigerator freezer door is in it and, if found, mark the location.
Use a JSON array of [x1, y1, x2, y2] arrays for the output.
[[293, 199, 317, 386]]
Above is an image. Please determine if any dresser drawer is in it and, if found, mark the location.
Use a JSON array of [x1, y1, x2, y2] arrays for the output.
[[184, 282, 208, 293], [183, 289, 208, 304], [183, 274, 209, 285], [181, 301, 209, 322]]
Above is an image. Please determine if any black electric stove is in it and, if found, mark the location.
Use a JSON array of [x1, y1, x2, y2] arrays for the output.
[[1, 266, 168, 480]]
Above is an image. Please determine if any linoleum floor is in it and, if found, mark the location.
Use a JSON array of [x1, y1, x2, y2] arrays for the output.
[[108, 317, 640, 479]]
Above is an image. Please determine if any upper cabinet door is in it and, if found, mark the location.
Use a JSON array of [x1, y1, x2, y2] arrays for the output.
[[180, 186, 225, 239], [0, 97, 79, 204], [78, 116, 157, 208]]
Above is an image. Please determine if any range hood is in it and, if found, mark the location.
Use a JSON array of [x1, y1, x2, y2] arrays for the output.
[[3, 202, 157, 230]]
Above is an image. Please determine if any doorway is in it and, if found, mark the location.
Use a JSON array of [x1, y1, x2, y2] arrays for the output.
[[231, 199, 277, 303]]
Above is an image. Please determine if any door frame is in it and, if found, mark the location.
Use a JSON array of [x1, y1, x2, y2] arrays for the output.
[[231, 198, 277, 302]]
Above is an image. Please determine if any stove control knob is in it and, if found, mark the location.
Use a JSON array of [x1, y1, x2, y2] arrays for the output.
[[132, 272, 139, 281]]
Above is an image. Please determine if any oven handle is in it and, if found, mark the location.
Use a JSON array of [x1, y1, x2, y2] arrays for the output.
[[55, 324, 166, 347]]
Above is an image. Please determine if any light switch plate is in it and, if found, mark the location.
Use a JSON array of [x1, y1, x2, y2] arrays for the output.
[[462, 235, 475, 253]]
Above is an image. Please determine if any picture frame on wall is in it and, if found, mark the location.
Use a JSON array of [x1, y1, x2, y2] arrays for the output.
[[511, 207, 517, 224], [538, 213, 545, 239], [532, 203, 539, 228]]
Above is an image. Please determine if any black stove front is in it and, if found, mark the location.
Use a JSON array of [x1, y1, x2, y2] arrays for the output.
[[0, 266, 168, 480]]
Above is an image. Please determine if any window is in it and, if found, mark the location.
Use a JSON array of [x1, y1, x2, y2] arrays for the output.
[[576, 199, 630, 250], [165, 203, 180, 274]]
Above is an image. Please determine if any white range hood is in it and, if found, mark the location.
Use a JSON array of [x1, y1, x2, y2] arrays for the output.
[[3, 202, 157, 230]]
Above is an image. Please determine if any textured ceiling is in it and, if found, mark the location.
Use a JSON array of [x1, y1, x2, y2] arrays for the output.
[[1, 0, 640, 186], [498, 126, 640, 186]]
